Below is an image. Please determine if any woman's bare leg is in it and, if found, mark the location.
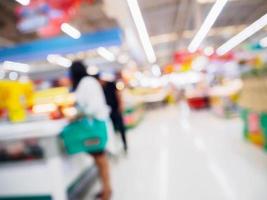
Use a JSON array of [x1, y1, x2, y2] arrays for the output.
[[92, 153, 112, 200]]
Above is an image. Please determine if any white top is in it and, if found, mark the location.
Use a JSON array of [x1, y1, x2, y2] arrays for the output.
[[75, 77, 109, 120]]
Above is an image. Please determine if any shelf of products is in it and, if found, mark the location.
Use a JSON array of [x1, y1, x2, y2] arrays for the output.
[[239, 64, 267, 150], [123, 104, 144, 129], [122, 90, 144, 129], [209, 80, 242, 118], [126, 87, 168, 104]]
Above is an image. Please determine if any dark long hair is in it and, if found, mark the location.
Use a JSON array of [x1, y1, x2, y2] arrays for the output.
[[69, 61, 88, 91]]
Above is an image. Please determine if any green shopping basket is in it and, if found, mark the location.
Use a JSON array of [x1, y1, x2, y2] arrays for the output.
[[60, 117, 108, 154]]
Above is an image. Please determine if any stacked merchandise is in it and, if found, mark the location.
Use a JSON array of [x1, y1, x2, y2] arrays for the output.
[[128, 87, 168, 104], [209, 80, 242, 118], [123, 104, 144, 129], [0, 77, 76, 123], [122, 90, 144, 129], [239, 64, 267, 150]]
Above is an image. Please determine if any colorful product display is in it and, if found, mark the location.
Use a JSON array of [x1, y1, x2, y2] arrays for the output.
[[187, 96, 209, 110], [239, 64, 267, 150], [209, 80, 242, 118], [186, 83, 209, 110], [240, 109, 267, 149], [123, 104, 143, 129]]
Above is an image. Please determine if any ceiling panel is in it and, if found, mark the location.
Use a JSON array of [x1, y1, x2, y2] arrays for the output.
[[207, 0, 267, 27], [139, 0, 178, 10], [143, 4, 178, 36], [140, 0, 267, 37]]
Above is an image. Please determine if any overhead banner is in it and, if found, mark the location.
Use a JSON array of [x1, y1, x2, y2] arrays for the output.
[[0, 28, 122, 62]]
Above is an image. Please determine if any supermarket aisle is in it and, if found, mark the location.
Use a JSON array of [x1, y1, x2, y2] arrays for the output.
[[90, 104, 267, 200]]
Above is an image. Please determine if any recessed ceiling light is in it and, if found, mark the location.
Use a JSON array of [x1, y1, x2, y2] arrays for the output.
[[3, 61, 30, 73], [9, 72, 19, 81], [47, 54, 72, 68], [15, 0, 30, 6], [61, 23, 81, 39]]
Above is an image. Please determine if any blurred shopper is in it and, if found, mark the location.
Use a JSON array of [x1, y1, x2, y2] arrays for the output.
[[69, 61, 111, 200], [100, 74, 128, 153]]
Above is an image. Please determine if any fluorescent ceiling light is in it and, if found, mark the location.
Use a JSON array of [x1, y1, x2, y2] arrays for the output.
[[3, 61, 30, 73], [188, 0, 228, 53], [217, 13, 267, 55], [61, 23, 81, 39], [126, 0, 156, 64], [47, 54, 72, 68], [97, 47, 116, 62], [9, 72, 19, 81], [259, 36, 267, 48], [15, 0, 30, 6]]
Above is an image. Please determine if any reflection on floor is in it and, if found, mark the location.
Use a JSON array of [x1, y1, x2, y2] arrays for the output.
[[86, 104, 267, 200]]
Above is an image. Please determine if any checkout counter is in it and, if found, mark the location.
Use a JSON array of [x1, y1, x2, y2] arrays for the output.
[[0, 119, 96, 200], [0, 84, 96, 200]]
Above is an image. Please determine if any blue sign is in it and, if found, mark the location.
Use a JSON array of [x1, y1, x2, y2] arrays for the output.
[[0, 27, 122, 62]]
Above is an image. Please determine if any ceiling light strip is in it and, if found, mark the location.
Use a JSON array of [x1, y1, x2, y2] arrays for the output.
[[126, 0, 156, 64], [47, 54, 72, 68], [188, 0, 228, 53], [61, 23, 81, 39], [217, 13, 267, 55], [3, 61, 30, 73]]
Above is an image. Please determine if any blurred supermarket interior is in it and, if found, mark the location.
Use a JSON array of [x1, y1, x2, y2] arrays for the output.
[[0, 0, 267, 199]]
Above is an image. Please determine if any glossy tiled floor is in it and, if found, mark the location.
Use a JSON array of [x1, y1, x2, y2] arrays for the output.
[[88, 104, 267, 200]]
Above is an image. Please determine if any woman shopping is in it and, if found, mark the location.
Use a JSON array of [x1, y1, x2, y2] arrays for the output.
[[100, 76, 128, 153], [69, 61, 112, 200]]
